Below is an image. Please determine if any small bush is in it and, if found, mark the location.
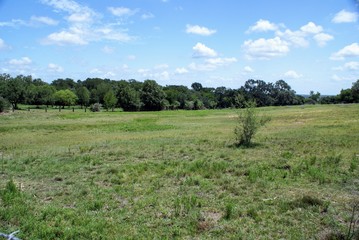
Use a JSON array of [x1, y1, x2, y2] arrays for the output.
[[234, 101, 270, 147], [90, 103, 102, 112]]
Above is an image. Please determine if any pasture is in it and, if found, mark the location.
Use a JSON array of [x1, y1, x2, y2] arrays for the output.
[[0, 104, 358, 239]]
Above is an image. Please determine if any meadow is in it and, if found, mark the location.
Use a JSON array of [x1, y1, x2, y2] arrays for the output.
[[0, 104, 358, 239]]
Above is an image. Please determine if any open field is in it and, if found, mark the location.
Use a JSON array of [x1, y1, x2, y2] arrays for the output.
[[0, 104, 358, 239]]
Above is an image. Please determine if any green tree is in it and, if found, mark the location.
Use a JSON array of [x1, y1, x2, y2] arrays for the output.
[[191, 82, 203, 92], [2, 75, 30, 109], [0, 96, 10, 112], [141, 80, 166, 111], [76, 86, 90, 108], [103, 90, 117, 111], [117, 81, 142, 111], [234, 101, 270, 147], [53, 89, 78, 108], [351, 79, 359, 103]]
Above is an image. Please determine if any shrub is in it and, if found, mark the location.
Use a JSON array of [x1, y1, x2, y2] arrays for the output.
[[234, 101, 270, 147], [0, 97, 10, 112], [90, 103, 102, 112]]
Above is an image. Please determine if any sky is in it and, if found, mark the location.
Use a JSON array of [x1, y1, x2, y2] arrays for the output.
[[0, 0, 359, 95]]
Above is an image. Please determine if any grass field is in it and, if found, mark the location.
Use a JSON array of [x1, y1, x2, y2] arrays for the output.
[[0, 104, 358, 239]]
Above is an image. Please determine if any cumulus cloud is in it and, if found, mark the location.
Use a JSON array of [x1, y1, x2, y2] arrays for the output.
[[243, 37, 290, 60], [102, 46, 114, 54], [44, 30, 88, 45], [284, 70, 302, 79], [331, 43, 359, 60], [314, 33, 334, 47], [332, 10, 358, 23], [186, 24, 216, 36], [41, 0, 135, 45], [108, 7, 138, 17], [204, 57, 237, 66], [300, 22, 323, 34], [243, 66, 254, 73], [276, 29, 308, 47], [175, 67, 189, 74], [334, 61, 359, 71], [48, 63, 64, 72], [9, 57, 32, 65], [247, 19, 278, 32], [192, 42, 217, 58]]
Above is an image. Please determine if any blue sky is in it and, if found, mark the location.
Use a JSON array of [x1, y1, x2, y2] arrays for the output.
[[0, 0, 358, 94]]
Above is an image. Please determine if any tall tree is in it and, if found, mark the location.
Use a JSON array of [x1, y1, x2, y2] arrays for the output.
[[76, 86, 90, 108], [103, 90, 117, 111], [53, 89, 78, 108], [141, 80, 166, 111]]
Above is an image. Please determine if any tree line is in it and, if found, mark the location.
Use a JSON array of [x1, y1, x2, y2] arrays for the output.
[[0, 73, 358, 112]]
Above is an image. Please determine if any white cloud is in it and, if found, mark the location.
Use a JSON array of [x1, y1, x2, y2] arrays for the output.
[[30, 16, 58, 26], [154, 64, 169, 69], [331, 43, 359, 60], [247, 19, 278, 32], [192, 42, 217, 58], [314, 33, 334, 47], [108, 7, 138, 17], [244, 66, 254, 73], [205, 57, 237, 66], [41, 0, 135, 45], [9, 57, 32, 65], [175, 67, 189, 74], [300, 22, 323, 34], [331, 74, 355, 81], [332, 10, 358, 23], [44, 30, 87, 45], [344, 61, 359, 70], [284, 70, 302, 79], [0, 38, 8, 50], [276, 29, 308, 47], [48, 63, 64, 72], [142, 13, 154, 20], [334, 61, 359, 71], [186, 24, 216, 36], [243, 37, 290, 60]]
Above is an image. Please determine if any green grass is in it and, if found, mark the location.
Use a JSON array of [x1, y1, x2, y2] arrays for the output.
[[0, 104, 358, 239]]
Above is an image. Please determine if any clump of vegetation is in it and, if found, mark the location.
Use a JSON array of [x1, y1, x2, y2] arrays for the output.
[[234, 101, 270, 147], [90, 103, 102, 112], [0, 97, 10, 113]]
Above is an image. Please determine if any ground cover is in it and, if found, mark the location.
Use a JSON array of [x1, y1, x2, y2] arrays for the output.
[[0, 104, 358, 239]]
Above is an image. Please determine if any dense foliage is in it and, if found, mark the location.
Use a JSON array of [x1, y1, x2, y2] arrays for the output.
[[0, 73, 358, 112]]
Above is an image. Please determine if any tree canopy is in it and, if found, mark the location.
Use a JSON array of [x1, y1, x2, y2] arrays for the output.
[[0, 72, 357, 112]]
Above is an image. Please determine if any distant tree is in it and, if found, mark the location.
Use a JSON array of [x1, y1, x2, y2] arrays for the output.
[[0, 96, 10, 112], [194, 99, 204, 110], [2, 75, 30, 109], [191, 82, 203, 92], [243, 79, 274, 107], [103, 90, 117, 111], [351, 79, 359, 103], [51, 78, 77, 90], [117, 82, 142, 111], [309, 91, 321, 103], [76, 86, 90, 108], [53, 89, 78, 108], [141, 80, 166, 111], [338, 89, 353, 103], [184, 100, 194, 110]]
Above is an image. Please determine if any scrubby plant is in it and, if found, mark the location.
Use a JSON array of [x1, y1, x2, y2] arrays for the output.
[[90, 103, 102, 112], [234, 101, 270, 147]]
